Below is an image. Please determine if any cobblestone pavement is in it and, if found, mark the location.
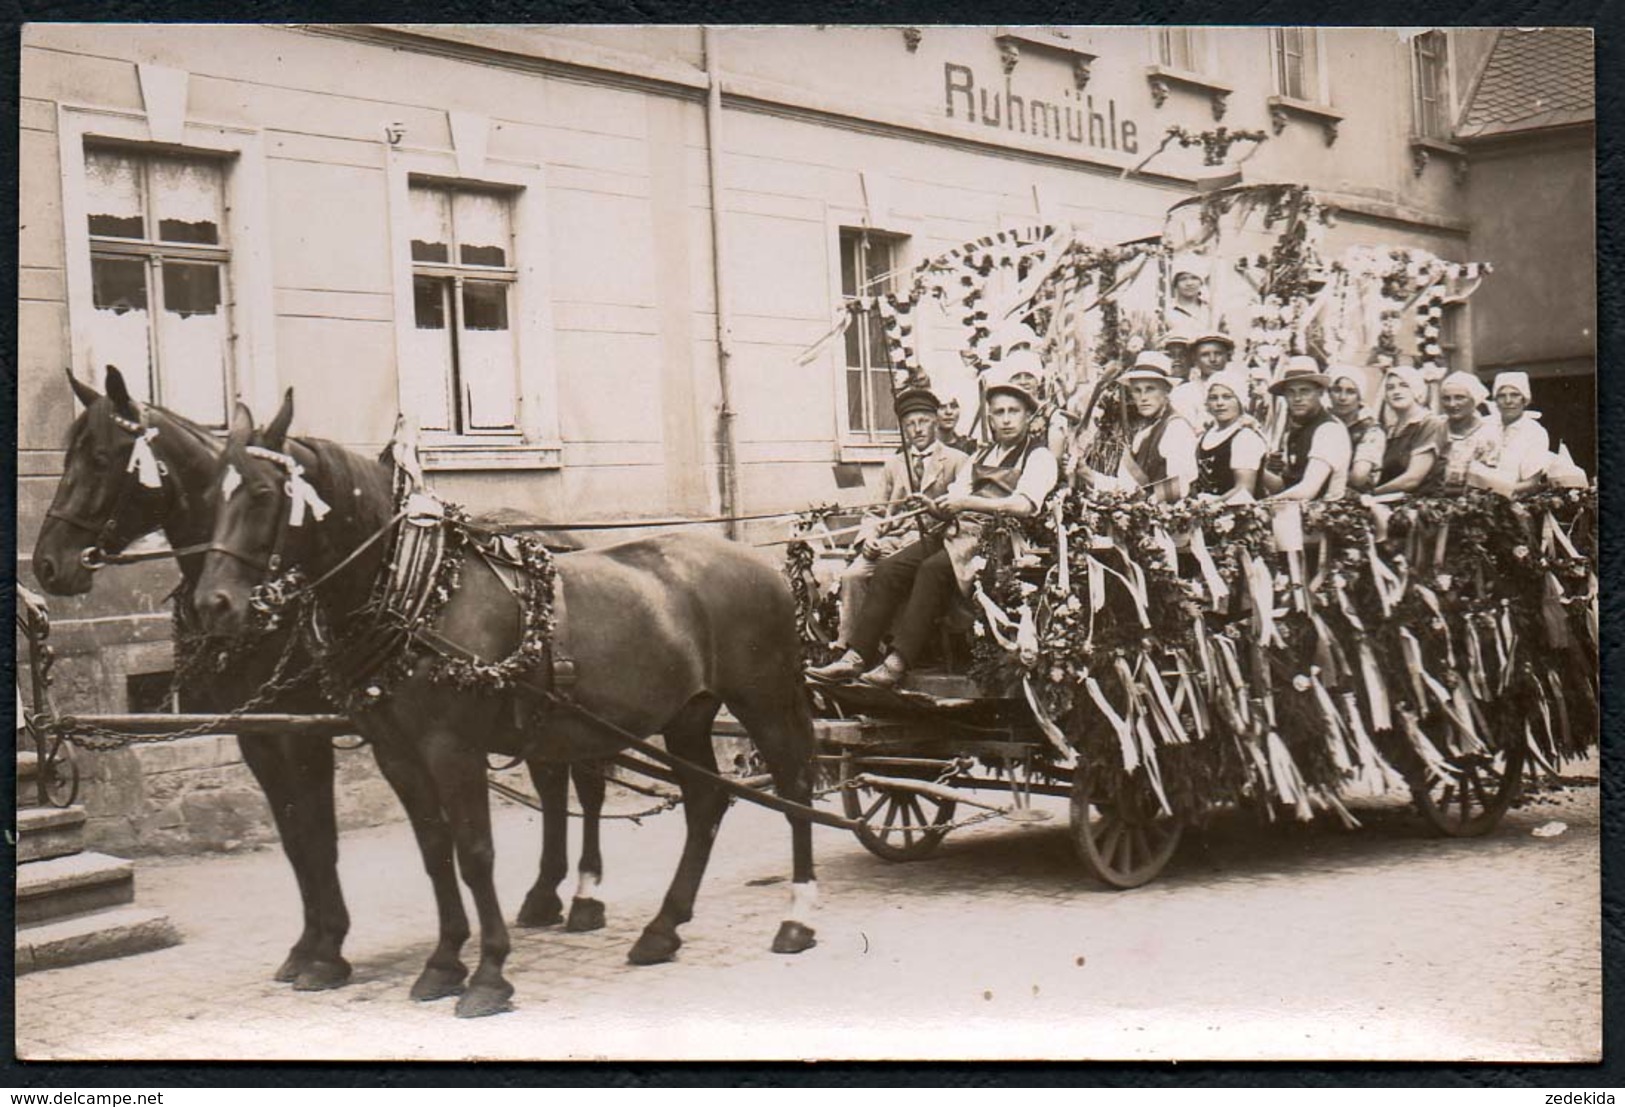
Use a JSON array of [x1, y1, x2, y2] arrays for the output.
[[15, 762, 1600, 1063]]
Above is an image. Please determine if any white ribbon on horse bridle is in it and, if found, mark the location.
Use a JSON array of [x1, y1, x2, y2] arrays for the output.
[[246, 445, 332, 527], [126, 427, 163, 489]]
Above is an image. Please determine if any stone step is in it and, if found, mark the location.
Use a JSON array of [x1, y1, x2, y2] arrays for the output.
[[16, 852, 135, 927], [16, 906, 181, 976], [16, 805, 87, 863]]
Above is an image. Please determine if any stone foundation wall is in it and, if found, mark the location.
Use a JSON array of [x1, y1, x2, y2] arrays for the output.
[[76, 736, 402, 857], [72, 731, 762, 857]]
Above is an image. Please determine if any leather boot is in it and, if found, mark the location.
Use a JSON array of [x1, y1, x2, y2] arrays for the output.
[[806, 650, 864, 684]]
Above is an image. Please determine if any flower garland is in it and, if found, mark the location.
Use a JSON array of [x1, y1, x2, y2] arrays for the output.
[[962, 486, 1597, 820]]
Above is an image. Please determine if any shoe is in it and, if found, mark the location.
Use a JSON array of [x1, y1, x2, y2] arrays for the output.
[[859, 654, 907, 690], [806, 651, 864, 683]]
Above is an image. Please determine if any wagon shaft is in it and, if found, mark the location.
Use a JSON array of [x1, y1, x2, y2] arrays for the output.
[[850, 772, 1006, 812]]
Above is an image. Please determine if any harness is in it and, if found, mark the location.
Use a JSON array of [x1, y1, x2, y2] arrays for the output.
[[231, 450, 574, 720]]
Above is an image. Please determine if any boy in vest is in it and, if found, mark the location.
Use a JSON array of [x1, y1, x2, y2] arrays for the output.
[[1116, 351, 1198, 503], [808, 367, 1058, 688], [1260, 356, 1352, 501]]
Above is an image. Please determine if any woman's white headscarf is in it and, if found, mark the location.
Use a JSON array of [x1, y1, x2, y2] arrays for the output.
[[1440, 371, 1489, 408]]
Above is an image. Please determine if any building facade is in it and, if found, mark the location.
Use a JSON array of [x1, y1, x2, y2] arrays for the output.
[[17, 23, 1593, 714]]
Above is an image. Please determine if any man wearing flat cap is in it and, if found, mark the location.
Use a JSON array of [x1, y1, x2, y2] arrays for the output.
[[809, 366, 1057, 688], [1260, 356, 1351, 501], [1169, 331, 1235, 428], [829, 387, 970, 657]]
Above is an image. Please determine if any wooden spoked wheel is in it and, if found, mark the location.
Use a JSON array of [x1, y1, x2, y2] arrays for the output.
[[1410, 738, 1526, 838], [841, 771, 957, 863], [1069, 767, 1183, 889]]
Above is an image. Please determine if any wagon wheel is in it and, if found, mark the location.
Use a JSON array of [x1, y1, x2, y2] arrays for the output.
[[1409, 736, 1526, 838], [1069, 766, 1182, 889], [841, 770, 956, 863]]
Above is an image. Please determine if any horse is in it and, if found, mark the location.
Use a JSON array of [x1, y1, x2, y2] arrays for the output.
[[30, 367, 615, 989], [192, 391, 820, 1017]]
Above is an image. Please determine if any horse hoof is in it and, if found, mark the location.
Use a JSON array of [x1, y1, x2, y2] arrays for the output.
[[410, 963, 469, 1002], [628, 930, 681, 966], [516, 891, 565, 929], [454, 982, 515, 1019], [565, 897, 606, 932], [273, 954, 310, 984], [772, 920, 817, 955], [293, 958, 353, 991]]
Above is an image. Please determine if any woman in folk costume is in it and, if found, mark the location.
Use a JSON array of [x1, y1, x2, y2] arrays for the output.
[[831, 387, 971, 655], [1479, 371, 1551, 494], [807, 365, 1059, 689], [1326, 364, 1386, 492], [1372, 364, 1448, 494], [1191, 369, 1268, 501], [1425, 371, 1502, 494]]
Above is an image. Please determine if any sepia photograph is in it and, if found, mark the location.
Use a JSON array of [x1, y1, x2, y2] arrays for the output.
[[12, 22, 1600, 1063]]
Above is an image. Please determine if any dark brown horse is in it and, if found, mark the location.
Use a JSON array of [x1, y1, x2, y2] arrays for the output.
[[193, 392, 820, 1017], [31, 368, 614, 989]]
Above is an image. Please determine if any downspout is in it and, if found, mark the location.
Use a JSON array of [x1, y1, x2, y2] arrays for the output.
[[703, 26, 742, 540]]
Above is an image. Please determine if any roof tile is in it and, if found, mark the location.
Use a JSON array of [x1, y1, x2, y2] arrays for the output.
[[1458, 27, 1594, 138]]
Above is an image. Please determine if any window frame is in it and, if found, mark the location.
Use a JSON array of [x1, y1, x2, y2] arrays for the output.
[[1154, 27, 1215, 76], [830, 222, 914, 455], [385, 147, 559, 471], [405, 180, 523, 437], [1269, 27, 1331, 106], [58, 104, 276, 419], [1410, 29, 1454, 141], [84, 146, 234, 423]]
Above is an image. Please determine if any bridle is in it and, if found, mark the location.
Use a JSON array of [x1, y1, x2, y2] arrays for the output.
[[206, 444, 331, 578], [45, 406, 175, 570], [205, 442, 407, 615]]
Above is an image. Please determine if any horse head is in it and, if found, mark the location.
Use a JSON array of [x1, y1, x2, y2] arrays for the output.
[[194, 390, 311, 635], [35, 366, 174, 595]]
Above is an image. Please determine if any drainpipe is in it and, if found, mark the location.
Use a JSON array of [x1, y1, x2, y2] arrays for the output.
[[703, 26, 741, 540]]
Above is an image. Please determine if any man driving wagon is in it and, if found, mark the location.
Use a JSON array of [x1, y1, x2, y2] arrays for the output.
[[808, 363, 1059, 689]]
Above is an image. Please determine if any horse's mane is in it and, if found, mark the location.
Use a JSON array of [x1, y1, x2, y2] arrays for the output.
[[293, 436, 396, 529]]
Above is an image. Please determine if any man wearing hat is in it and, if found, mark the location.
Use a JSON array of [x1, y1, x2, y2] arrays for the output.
[[1103, 350, 1198, 503], [809, 367, 1058, 688], [1169, 331, 1235, 427], [1260, 356, 1351, 501], [828, 387, 971, 657]]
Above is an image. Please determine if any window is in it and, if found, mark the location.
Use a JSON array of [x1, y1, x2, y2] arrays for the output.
[[840, 227, 907, 438], [1157, 27, 1206, 74], [404, 182, 519, 435], [1272, 27, 1322, 102], [1412, 30, 1452, 139], [1439, 302, 1465, 368], [83, 147, 231, 426]]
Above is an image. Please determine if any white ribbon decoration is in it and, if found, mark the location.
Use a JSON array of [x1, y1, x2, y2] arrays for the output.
[[126, 427, 162, 489]]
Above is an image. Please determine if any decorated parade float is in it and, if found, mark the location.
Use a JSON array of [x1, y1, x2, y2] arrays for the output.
[[788, 183, 1598, 886]]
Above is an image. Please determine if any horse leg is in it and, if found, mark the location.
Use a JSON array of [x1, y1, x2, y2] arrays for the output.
[[238, 734, 352, 989], [727, 685, 820, 955], [628, 698, 727, 966], [515, 759, 568, 928], [369, 738, 472, 1002], [422, 731, 514, 1019], [565, 760, 607, 932]]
